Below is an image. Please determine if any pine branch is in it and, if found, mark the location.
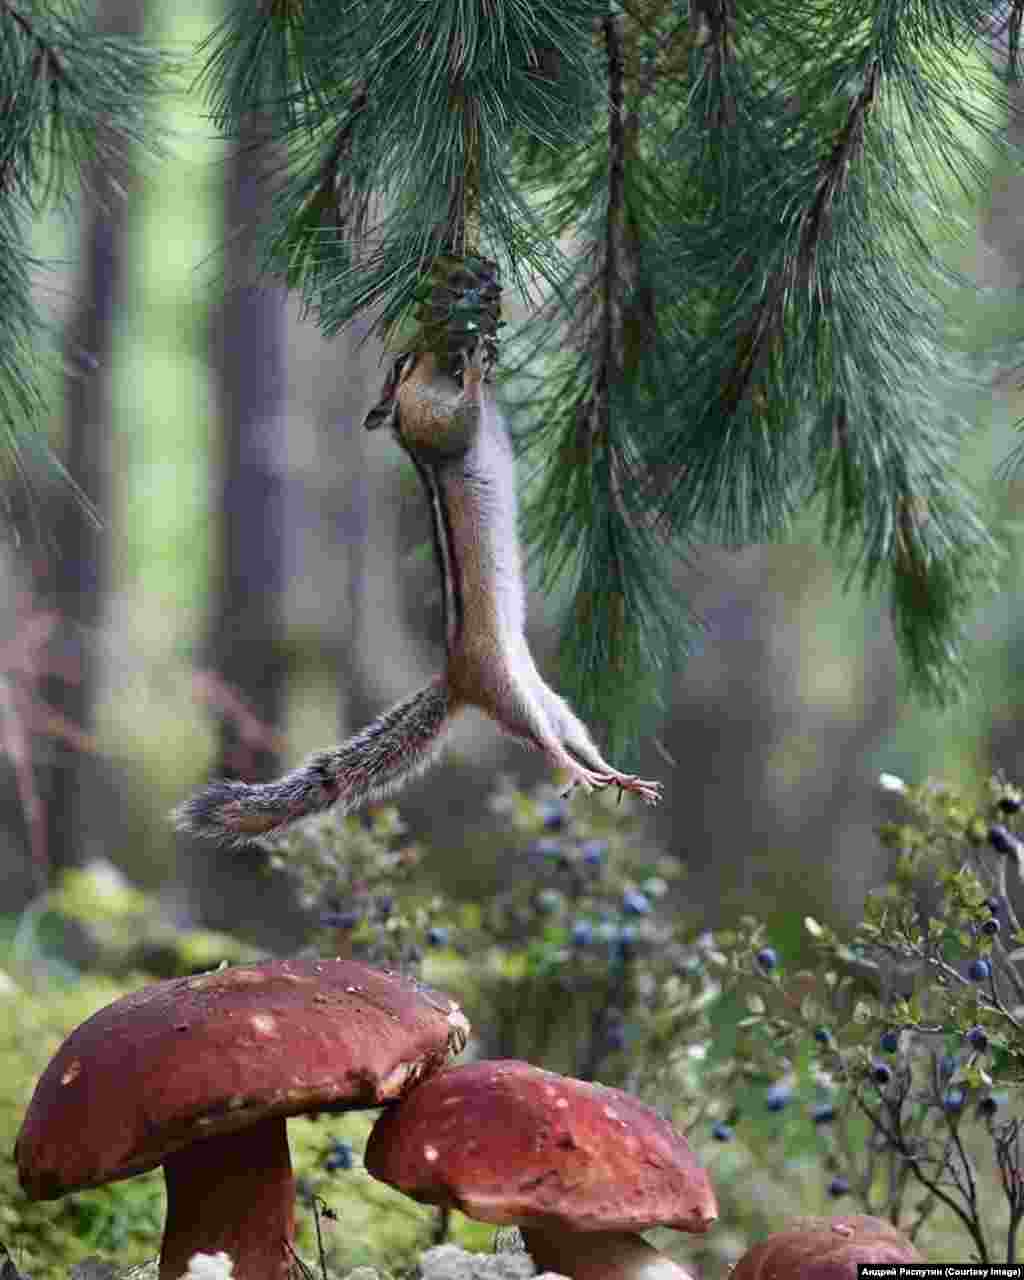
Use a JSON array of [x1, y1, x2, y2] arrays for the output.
[[203, 0, 606, 341], [195, 0, 309, 133], [511, 8, 700, 751], [203, 0, 1014, 727], [1008, 2, 1024, 79], [641, 0, 1007, 700], [0, 0, 172, 539], [689, 0, 737, 128]]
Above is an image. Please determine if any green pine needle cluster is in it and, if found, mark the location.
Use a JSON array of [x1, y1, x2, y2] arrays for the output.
[[201, 0, 605, 335], [0, 0, 170, 538], [198, 0, 1016, 744]]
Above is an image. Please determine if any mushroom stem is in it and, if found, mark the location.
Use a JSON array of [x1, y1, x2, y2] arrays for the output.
[[521, 1228, 696, 1280], [160, 1117, 294, 1280]]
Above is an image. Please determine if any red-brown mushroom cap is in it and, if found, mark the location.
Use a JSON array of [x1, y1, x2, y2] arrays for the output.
[[365, 1059, 717, 1234], [730, 1216, 922, 1279], [16, 957, 470, 1198]]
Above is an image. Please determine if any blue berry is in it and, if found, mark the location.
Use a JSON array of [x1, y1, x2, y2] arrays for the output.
[[581, 840, 607, 867], [828, 1176, 850, 1198], [756, 947, 778, 972], [989, 825, 1022, 858], [622, 890, 651, 916], [324, 1140, 353, 1172], [375, 894, 394, 920], [812, 1103, 836, 1124], [968, 957, 992, 983], [572, 920, 594, 946], [944, 1087, 966, 1114], [813, 1026, 832, 1046], [871, 1062, 892, 1086], [612, 928, 637, 967], [879, 1030, 900, 1054], [711, 1122, 734, 1142], [606, 1024, 627, 1051], [427, 926, 449, 947], [530, 838, 564, 861], [982, 917, 1000, 936], [966, 1026, 988, 1052], [985, 896, 1002, 913], [999, 795, 1022, 814], [766, 1083, 791, 1112], [321, 909, 360, 930], [540, 802, 569, 831], [978, 1094, 1002, 1118], [938, 1052, 958, 1081]]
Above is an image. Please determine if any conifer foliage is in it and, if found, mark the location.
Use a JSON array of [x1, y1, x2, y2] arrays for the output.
[[0, 0, 167, 530], [5, 1, 1022, 744], [199, 0, 1021, 744]]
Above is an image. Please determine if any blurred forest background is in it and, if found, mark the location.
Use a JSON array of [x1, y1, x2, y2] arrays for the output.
[[3, 0, 1024, 953]]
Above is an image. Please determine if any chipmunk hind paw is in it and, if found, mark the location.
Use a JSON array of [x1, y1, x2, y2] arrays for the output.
[[594, 772, 664, 806], [619, 775, 664, 805]]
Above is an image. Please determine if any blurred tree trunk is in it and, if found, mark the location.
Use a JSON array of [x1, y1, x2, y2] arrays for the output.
[[206, 120, 287, 787], [322, 315, 377, 735], [39, 0, 144, 881], [185, 109, 303, 949]]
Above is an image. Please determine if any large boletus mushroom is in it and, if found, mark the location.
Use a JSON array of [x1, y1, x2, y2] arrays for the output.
[[15, 958, 469, 1280], [365, 1059, 716, 1280], [730, 1215, 922, 1278]]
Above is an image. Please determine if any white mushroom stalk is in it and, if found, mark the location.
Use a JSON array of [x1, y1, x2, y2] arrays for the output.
[[522, 1228, 697, 1280]]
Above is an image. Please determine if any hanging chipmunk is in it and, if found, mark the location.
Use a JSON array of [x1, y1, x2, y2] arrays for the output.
[[173, 260, 661, 847]]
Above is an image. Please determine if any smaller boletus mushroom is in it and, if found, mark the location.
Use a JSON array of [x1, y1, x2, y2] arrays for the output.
[[16, 957, 469, 1280], [365, 1059, 716, 1280], [730, 1215, 922, 1279]]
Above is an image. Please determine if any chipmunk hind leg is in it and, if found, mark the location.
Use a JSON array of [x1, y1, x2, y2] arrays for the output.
[[479, 673, 610, 792]]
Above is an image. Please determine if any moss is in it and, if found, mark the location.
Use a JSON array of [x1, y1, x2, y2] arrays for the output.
[[42, 865, 260, 979], [0, 971, 165, 1280], [287, 1113, 494, 1275]]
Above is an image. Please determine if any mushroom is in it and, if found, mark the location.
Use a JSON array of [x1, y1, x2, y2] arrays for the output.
[[364, 1059, 716, 1280], [15, 957, 469, 1280], [729, 1215, 922, 1278]]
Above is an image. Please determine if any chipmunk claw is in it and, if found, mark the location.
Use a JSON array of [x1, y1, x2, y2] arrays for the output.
[[558, 767, 663, 806], [601, 772, 664, 806]]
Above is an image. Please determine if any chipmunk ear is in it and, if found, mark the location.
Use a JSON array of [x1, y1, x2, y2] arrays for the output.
[[364, 353, 415, 432]]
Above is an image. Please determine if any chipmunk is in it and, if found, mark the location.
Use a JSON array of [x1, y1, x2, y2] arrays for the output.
[[173, 340, 662, 848]]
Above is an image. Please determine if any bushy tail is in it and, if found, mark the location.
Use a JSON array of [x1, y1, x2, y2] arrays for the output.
[[171, 677, 452, 849]]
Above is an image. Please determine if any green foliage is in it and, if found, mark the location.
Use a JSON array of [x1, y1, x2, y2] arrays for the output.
[[715, 771, 1024, 1263], [201, 0, 604, 337], [647, 1, 1006, 706], [192, 0, 1016, 753], [10, 862, 260, 981], [0, 0, 173, 538], [0, 971, 165, 1280]]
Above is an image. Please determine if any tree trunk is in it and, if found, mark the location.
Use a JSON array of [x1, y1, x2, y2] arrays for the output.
[[185, 106, 301, 949], [207, 119, 287, 787], [39, 0, 144, 882]]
